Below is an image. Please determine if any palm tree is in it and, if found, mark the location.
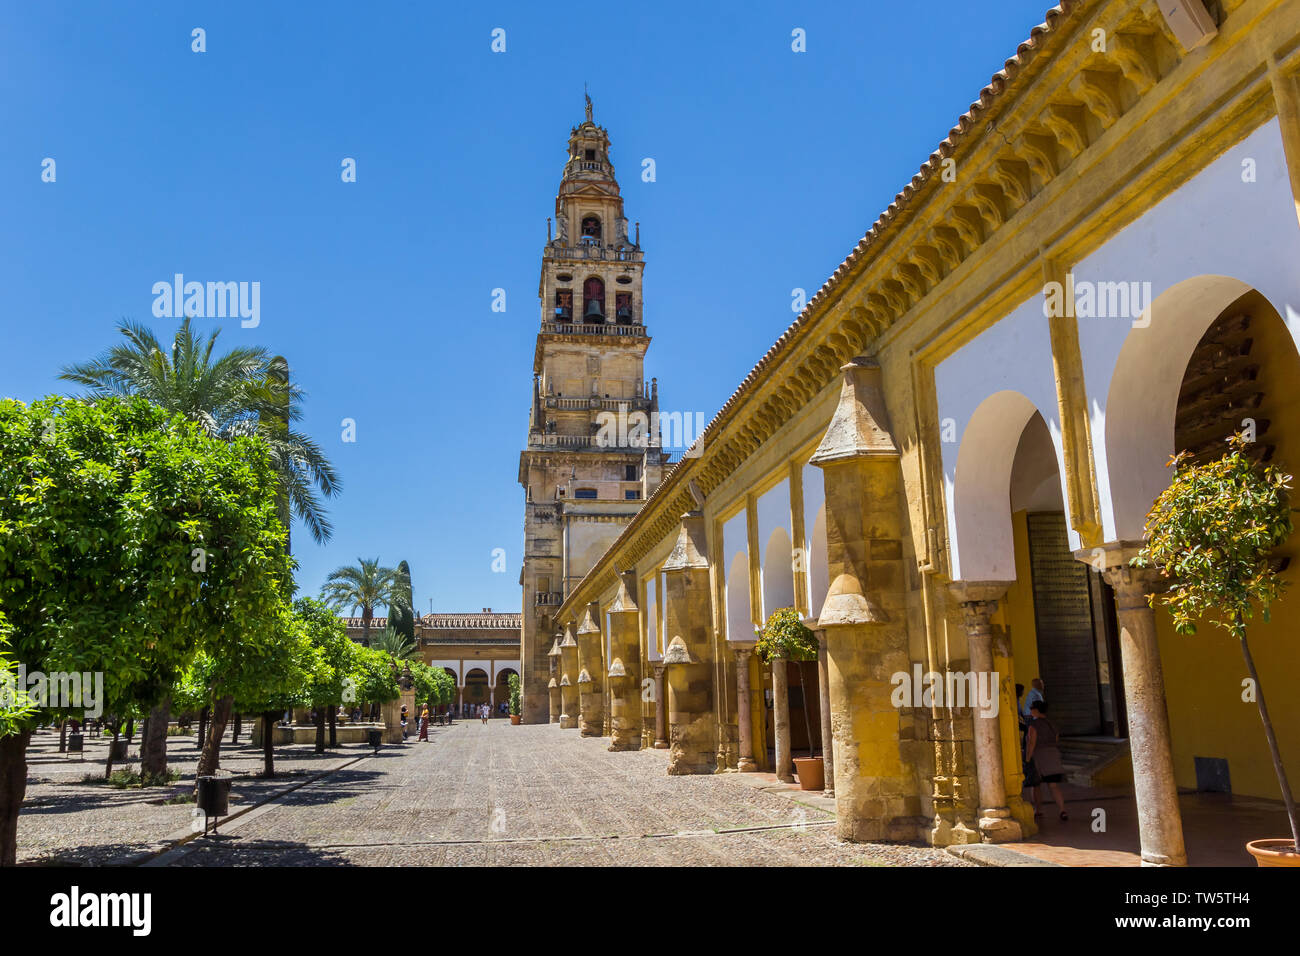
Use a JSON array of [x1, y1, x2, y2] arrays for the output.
[[373, 626, 418, 662], [321, 558, 412, 646], [60, 317, 341, 544]]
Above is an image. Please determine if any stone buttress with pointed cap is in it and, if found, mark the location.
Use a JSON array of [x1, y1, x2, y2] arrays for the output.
[[606, 570, 644, 751], [660, 511, 716, 774], [810, 356, 925, 843]]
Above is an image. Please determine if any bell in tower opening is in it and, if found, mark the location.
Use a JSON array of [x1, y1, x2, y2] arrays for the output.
[[581, 216, 601, 243], [583, 277, 605, 322], [554, 289, 573, 322]]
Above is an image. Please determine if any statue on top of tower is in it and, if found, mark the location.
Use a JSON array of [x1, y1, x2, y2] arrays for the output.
[[584, 85, 593, 123]]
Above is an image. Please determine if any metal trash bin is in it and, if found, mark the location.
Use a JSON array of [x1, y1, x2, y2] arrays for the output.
[[196, 774, 232, 834], [197, 776, 230, 815], [367, 728, 382, 753], [67, 733, 84, 753]]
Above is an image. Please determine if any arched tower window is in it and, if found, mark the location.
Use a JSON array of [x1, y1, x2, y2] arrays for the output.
[[616, 292, 633, 324], [554, 289, 573, 321], [581, 216, 601, 244], [583, 277, 605, 322]]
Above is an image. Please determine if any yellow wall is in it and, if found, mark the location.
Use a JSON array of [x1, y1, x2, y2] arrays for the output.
[[1000, 510, 1040, 695], [1156, 583, 1299, 800]]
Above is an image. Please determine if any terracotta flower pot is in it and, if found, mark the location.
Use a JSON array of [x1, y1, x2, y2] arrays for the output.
[[510, 714, 521, 725], [793, 756, 824, 791], [1246, 839, 1300, 867]]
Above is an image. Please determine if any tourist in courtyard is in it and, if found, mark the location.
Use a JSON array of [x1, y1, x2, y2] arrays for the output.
[[1025, 699, 1068, 821], [418, 708, 429, 741]]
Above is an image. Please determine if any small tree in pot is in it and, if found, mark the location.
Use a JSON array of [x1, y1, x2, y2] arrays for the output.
[[508, 673, 522, 723], [757, 608, 820, 785], [1134, 433, 1298, 864]]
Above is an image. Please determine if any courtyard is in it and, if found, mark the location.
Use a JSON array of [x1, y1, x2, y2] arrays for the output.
[[18, 721, 968, 867]]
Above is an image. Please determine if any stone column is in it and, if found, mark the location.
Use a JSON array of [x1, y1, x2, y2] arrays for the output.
[[558, 625, 580, 730], [772, 655, 793, 782], [815, 630, 835, 796], [575, 602, 605, 737], [660, 511, 717, 774], [811, 358, 922, 842], [1090, 544, 1187, 867], [652, 662, 668, 749], [607, 571, 643, 751], [734, 642, 758, 772], [949, 582, 1021, 843], [547, 637, 563, 723]]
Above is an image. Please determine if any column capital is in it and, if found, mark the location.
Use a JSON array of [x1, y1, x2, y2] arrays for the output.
[[948, 581, 1010, 632], [1073, 541, 1165, 605], [731, 639, 757, 661]]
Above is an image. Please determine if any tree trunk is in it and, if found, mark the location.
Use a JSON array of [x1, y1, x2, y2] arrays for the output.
[[314, 705, 326, 754], [261, 712, 277, 777], [362, 608, 372, 648], [327, 707, 337, 748], [1239, 630, 1300, 849], [0, 730, 32, 866], [141, 696, 171, 781], [197, 706, 209, 752], [232, 713, 241, 745], [124, 717, 134, 743], [196, 695, 233, 778], [58, 720, 67, 754], [105, 722, 121, 781], [797, 660, 815, 759]]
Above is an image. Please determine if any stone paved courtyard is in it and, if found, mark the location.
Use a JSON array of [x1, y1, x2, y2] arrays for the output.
[[149, 721, 969, 867]]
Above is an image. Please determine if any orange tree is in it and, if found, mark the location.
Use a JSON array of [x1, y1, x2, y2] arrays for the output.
[[0, 396, 293, 865], [1134, 433, 1298, 852]]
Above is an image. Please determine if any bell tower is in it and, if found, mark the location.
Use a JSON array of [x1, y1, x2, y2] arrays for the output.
[[517, 98, 669, 724]]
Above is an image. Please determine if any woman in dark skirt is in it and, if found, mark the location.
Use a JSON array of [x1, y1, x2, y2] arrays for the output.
[[1025, 699, 1068, 820]]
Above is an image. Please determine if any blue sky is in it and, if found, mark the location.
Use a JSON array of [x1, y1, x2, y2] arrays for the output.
[[1, 0, 1053, 615]]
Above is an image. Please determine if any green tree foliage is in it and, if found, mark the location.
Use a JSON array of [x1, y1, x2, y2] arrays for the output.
[[1135, 434, 1297, 851], [320, 557, 410, 647], [351, 644, 401, 707], [373, 625, 418, 662], [0, 396, 293, 864], [755, 608, 817, 663], [0, 616, 35, 737], [60, 318, 341, 543], [508, 672, 522, 717]]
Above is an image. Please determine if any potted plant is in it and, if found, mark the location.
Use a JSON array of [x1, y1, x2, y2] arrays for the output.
[[508, 673, 522, 725], [757, 607, 822, 790], [1134, 433, 1298, 866]]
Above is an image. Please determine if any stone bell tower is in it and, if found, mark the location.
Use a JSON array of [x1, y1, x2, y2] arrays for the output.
[[517, 96, 669, 723]]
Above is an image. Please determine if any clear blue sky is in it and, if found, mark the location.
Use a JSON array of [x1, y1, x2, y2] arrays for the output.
[[1, 0, 1053, 615]]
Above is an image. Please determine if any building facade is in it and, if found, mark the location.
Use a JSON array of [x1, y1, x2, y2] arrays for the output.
[[517, 99, 670, 724], [540, 0, 1300, 865], [342, 611, 522, 713]]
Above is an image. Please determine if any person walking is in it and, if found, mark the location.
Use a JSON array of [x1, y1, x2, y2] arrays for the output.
[[480, 702, 488, 725], [1025, 699, 1068, 820], [418, 707, 429, 741]]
